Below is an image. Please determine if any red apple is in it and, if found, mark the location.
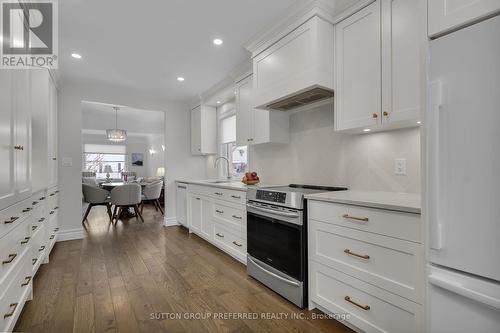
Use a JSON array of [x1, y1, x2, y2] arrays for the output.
[[250, 172, 257, 178], [245, 172, 252, 179]]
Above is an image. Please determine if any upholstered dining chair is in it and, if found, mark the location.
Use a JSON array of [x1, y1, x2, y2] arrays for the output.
[[110, 183, 144, 223], [141, 181, 164, 215], [82, 184, 112, 224]]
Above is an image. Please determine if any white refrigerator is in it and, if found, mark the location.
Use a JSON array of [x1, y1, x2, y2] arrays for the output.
[[427, 14, 500, 333]]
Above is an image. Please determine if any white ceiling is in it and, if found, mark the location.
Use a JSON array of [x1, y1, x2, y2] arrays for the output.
[[60, 0, 297, 102], [81, 101, 165, 138]]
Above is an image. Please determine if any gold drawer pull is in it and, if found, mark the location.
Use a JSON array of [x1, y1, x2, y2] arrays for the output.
[[2, 253, 17, 265], [344, 249, 370, 260], [22, 208, 31, 213], [216, 233, 224, 238], [21, 237, 30, 245], [21, 276, 32, 287], [232, 241, 242, 247], [54, 206, 59, 210], [32, 225, 38, 231], [214, 192, 223, 196], [50, 235, 55, 240], [14, 145, 24, 150], [215, 209, 224, 214], [50, 193, 55, 196], [49, 211, 55, 215], [342, 214, 368, 222], [232, 215, 242, 220], [39, 245, 46, 251], [345, 296, 370, 310], [231, 195, 241, 199], [39, 196, 46, 200], [4, 303, 18, 318], [4, 216, 19, 224], [32, 258, 38, 265], [32, 201, 39, 205], [54, 228, 59, 232]]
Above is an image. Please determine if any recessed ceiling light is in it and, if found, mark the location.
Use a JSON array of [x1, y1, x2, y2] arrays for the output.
[[417, 121, 422, 125], [363, 128, 371, 132], [213, 38, 223, 46], [216, 101, 221, 104], [177, 76, 185, 82], [71, 53, 82, 59]]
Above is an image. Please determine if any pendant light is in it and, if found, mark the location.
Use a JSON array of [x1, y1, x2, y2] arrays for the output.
[[106, 106, 127, 142]]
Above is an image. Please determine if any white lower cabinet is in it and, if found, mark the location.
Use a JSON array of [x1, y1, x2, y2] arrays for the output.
[[308, 199, 423, 332], [175, 182, 187, 227], [0, 186, 59, 332], [187, 184, 247, 264]]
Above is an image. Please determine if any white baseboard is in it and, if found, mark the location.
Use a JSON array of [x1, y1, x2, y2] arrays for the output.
[[57, 227, 86, 242], [164, 216, 179, 227]]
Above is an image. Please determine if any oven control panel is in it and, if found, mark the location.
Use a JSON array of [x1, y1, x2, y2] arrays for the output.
[[256, 190, 286, 204]]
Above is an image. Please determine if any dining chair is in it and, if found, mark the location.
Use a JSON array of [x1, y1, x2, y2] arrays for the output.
[[141, 181, 164, 215], [82, 184, 112, 224], [110, 183, 144, 223]]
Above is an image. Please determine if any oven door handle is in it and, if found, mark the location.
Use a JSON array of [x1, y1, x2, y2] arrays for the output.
[[248, 257, 301, 287], [247, 203, 299, 218]]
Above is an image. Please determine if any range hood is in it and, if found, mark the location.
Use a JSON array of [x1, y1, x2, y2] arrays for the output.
[[265, 86, 334, 111]]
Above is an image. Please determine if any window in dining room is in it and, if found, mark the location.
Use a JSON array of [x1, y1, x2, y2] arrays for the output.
[[83, 144, 127, 179]]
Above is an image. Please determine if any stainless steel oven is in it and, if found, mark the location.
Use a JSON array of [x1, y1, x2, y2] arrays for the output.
[[246, 184, 347, 308]]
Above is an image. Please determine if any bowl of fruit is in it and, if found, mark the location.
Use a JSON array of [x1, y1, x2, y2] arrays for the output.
[[242, 171, 260, 185]]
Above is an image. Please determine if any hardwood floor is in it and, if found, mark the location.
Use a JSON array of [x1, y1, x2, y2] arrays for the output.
[[15, 206, 354, 333]]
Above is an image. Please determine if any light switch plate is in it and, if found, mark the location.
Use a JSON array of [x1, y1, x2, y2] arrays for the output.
[[62, 157, 73, 167], [394, 158, 407, 176]]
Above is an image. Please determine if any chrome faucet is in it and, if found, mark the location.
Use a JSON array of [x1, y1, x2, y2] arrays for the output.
[[214, 156, 231, 180]]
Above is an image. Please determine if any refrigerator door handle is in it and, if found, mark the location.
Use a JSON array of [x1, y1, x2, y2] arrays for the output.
[[428, 274, 500, 310], [428, 80, 445, 250]]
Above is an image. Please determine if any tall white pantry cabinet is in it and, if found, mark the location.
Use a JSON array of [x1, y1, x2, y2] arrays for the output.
[[0, 68, 60, 332]]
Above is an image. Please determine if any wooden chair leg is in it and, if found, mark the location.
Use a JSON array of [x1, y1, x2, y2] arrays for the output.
[[154, 200, 158, 211], [106, 204, 113, 221], [134, 205, 144, 223], [82, 204, 92, 225], [140, 202, 144, 214], [156, 200, 164, 215]]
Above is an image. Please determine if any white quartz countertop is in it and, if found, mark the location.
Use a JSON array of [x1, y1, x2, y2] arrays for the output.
[[175, 179, 261, 192], [305, 190, 421, 214]]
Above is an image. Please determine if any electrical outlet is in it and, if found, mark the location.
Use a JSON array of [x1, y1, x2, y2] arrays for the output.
[[394, 159, 407, 176]]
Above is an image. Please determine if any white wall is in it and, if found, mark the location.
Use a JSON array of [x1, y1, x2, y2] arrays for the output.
[[58, 79, 206, 239], [249, 104, 421, 193]]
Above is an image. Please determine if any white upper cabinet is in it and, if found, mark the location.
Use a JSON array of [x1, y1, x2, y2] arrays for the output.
[[31, 69, 58, 192], [381, 0, 421, 125], [252, 16, 334, 110], [335, 1, 381, 131], [335, 0, 421, 132], [429, 0, 500, 37], [191, 105, 216, 155], [235, 74, 289, 145], [0, 70, 32, 211]]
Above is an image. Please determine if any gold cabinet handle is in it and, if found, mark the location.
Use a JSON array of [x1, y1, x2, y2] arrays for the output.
[[344, 296, 370, 310], [4, 216, 19, 224], [32, 225, 38, 231], [54, 228, 59, 232], [215, 209, 224, 214], [38, 217, 45, 222], [32, 201, 39, 205], [14, 145, 24, 150], [4, 303, 18, 318], [372, 113, 378, 119], [232, 215, 242, 220], [20, 237, 30, 245], [195, 197, 201, 200], [22, 207, 31, 213], [232, 241, 242, 247], [21, 276, 32, 287], [49, 211, 55, 215], [50, 235, 55, 240], [39, 196, 46, 200], [39, 245, 46, 251], [214, 192, 223, 196], [54, 206, 59, 210], [216, 233, 224, 238], [231, 195, 241, 199], [383, 111, 389, 117], [50, 193, 55, 196], [2, 253, 17, 265], [32, 258, 38, 265], [344, 249, 370, 260], [342, 214, 369, 222]]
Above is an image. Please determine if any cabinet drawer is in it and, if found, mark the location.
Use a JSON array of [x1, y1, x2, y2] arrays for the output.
[[213, 224, 246, 263], [0, 255, 32, 332], [211, 188, 246, 205], [213, 202, 246, 232], [309, 220, 422, 302], [310, 261, 422, 333], [0, 221, 31, 287], [308, 201, 420, 242], [0, 198, 33, 239]]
